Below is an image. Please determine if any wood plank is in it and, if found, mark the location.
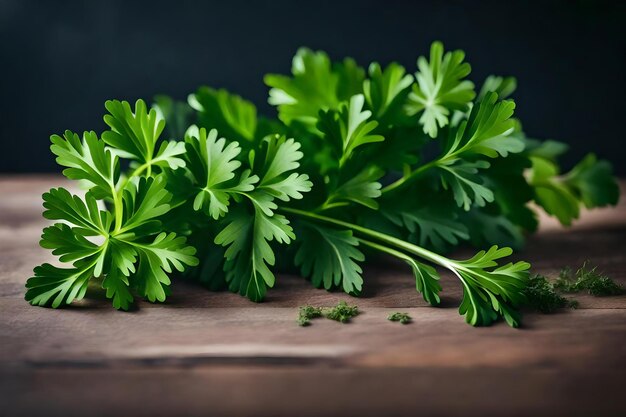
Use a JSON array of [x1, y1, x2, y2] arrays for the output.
[[1, 367, 623, 417]]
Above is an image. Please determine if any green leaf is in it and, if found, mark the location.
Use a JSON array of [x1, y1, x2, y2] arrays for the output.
[[529, 156, 581, 225], [483, 155, 538, 232], [405, 41, 475, 138], [102, 267, 134, 310], [50, 130, 119, 199], [118, 176, 172, 234], [130, 232, 198, 302], [529, 152, 619, 225], [328, 166, 383, 210], [265, 48, 364, 127], [108, 239, 138, 276], [336, 57, 366, 103], [385, 205, 470, 251], [184, 127, 258, 219], [189, 87, 257, 142], [295, 223, 364, 295], [364, 62, 413, 119], [438, 160, 495, 211], [25, 263, 93, 308], [456, 246, 530, 327], [564, 154, 619, 208], [405, 259, 441, 306], [478, 75, 517, 99], [463, 211, 525, 250], [153, 95, 194, 139], [443, 92, 521, 159], [40, 223, 101, 263], [525, 138, 569, 161], [42, 188, 111, 236], [256, 136, 312, 201], [215, 208, 294, 302], [103, 99, 185, 172], [357, 238, 441, 306], [317, 94, 384, 166]]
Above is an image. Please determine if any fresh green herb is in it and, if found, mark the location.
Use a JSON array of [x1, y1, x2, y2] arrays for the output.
[[524, 275, 578, 313], [324, 301, 360, 323], [555, 262, 623, 296], [27, 42, 619, 327], [297, 305, 323, 326], [388, 312, 412, 324], [25, 102, 198, 310]]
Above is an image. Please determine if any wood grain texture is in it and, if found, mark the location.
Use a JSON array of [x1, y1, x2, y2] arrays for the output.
[[0, 175, 625, 417]]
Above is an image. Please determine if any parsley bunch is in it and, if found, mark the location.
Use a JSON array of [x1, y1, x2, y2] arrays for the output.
[[27, 42, 619, 327]]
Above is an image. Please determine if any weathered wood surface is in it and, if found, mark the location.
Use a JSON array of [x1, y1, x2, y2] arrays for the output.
[[1, 175, 625, 417]]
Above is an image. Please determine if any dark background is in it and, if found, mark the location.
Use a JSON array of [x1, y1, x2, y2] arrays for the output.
[[1, 0, 625, 174]]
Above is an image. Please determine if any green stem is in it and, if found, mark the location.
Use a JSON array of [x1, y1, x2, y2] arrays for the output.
[[112, 187, 124, 233], [281, 207, 452, 269], [381, 160, 438, 194], [111, 160, 154, 234], [357, 238, 415, 264], [316, 200, 350, 212]]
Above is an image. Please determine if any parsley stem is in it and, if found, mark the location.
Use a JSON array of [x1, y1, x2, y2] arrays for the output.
[[111, 159, 154, 233], [356, 238, 416, 264], [112, 185, 124, 233], [316, 200, 350, 212], [381, 160, 438, 194], [280, 207, 451, 268]]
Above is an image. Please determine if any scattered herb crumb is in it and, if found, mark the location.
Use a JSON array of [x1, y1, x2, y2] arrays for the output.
[[297, 301, 360, 326], [524, 275, 578, 313], [297, 305, 323, 326], [388, 312, 412, 324], [555, 262, 623, 296], [324, 301, 360, 323]]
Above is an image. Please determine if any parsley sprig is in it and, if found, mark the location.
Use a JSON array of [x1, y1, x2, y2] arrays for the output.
[[26, 101, 198, 310], [27, 42, 619, 327]]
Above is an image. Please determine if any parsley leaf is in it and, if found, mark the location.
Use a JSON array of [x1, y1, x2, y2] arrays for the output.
[[265, 48, 364, 128], [327, 166, 383, 210], [438, 160, 495, 211], [563, 154, 619, 208], [103, 99, 186, 173], [215, 208, 294, 301], [189, 87, 258, 142], [212, 135, 312, 301], [364, 62, 413, 120], [385, 205, 470, 251], [317, 94, 384, 167], [405, 41, 475, 138], [478, 75, 517, 100], [184, 127, 257, 219], [294, 223, 364, 295], [50, 130, 120, 200], [455, 246, 530, 327], [442, 92, 521, 159]]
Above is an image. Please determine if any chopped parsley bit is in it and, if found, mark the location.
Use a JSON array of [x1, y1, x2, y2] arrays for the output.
[[387, 312, 412, 324], [324, 301, 360, 323], [555, 262, 623, 296], [297, 305, 323, 326], [524, 275, 578, 313]]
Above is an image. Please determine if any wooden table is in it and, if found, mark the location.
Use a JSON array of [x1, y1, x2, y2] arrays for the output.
[[1, 176, 625, 417]]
